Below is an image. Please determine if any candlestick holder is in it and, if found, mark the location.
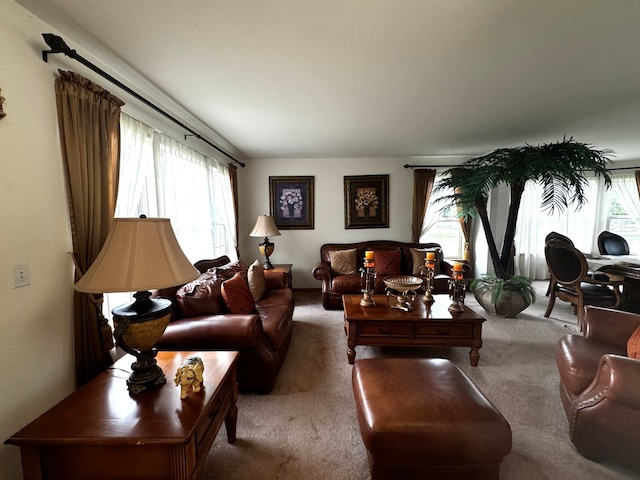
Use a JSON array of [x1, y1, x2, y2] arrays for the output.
[[421, 259, 436, 303], [448, 272, 468, 313], [360, 258, 377, 307]]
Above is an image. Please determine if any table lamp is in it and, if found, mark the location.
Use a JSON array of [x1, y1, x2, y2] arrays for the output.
[[249, 215, 281, 269], [74, 217, 199, 394]]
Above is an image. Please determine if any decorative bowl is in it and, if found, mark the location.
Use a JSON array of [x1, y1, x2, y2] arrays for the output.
[[383, 275, 423, 292]]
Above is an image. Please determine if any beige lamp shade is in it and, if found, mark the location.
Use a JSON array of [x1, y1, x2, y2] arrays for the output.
[[74, 217, 200, 293], [249, 215, 281, 238]]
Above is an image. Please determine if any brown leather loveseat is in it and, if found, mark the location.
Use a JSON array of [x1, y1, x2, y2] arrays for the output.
[[555, 305, 640, 469], [312, 240, 463, 310], [154, 256, 294, 394]]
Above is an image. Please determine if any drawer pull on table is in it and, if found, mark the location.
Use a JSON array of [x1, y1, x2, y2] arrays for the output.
[[436, 328, 451, 335]]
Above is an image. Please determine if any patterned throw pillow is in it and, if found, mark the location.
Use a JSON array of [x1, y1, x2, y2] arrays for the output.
[[373, 249, 401, 276], [627, 325, 640, 359], [221, 272, 256, 314], [329, 249, 357, 275], [410, 248, 442, 275], [175, 271, 225, 318], [247, 259, 267, 301], [208, 260, 248, 281]]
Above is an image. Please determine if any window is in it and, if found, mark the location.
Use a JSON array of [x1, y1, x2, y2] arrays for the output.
[[514, 173, 640, 279], [419, 179, 465, 259], [103, 114, 237, 321]]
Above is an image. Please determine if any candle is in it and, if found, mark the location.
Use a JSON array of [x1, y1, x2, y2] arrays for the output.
[[453, 262, 463, 272], [365, 251, 374, 260], [426, 252, 435, 261]]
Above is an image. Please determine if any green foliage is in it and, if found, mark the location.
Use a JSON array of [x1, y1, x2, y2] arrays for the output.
[[470, 274, 536, 305], [434, 137, 614, 280]]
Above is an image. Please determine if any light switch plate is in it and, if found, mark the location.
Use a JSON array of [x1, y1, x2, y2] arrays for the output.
[[13, 263, 30, 288]]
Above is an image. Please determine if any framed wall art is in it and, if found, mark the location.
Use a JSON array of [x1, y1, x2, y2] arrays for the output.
[[344, 174, 389, 229], [269, 176, 315, 230]]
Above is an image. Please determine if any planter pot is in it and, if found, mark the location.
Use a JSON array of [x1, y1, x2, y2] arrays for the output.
[[473, 283, 532, 318]]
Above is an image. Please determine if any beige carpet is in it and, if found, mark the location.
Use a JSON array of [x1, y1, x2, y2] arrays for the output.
[[202, 282, 640, 479]]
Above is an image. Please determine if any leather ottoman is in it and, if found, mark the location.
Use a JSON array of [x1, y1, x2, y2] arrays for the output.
[[352, 358, 512, 480]]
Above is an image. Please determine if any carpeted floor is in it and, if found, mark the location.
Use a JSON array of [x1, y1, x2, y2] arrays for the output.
[[202, 282, 640, 479]]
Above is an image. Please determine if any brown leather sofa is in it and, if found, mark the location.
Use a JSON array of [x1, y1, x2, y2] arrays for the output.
[[555, 306, 640, 468], [154, 256, 294, 394], [312, 240, 465, 310]]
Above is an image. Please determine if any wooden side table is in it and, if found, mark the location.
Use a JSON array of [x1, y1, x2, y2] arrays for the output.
[[5, 351, 239, 480], [269, 263, 293, 288]]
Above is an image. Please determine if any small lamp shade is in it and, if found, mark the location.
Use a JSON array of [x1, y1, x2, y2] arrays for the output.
[[249, 215, 281, 238], [249, 215, 281, 270], [74, 217, 199, 293]]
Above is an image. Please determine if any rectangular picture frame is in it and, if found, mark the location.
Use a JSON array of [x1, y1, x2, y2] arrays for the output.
[[344, 174, 389, 229], [269, 176, 315, 230]]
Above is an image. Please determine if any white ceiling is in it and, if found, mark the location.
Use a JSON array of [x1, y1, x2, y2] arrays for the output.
[[16, 0, 640, 161]]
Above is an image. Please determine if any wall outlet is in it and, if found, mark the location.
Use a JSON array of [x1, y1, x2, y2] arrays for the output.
[[13, 263, 30, 288]]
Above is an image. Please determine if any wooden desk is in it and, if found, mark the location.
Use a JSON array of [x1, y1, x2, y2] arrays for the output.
[[5, 351, 238, 480], [342, 294, 485, 366]]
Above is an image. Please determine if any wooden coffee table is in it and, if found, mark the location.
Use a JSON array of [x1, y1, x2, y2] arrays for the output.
[[5, 351, 239, 480], [343, 294, 485, 366]]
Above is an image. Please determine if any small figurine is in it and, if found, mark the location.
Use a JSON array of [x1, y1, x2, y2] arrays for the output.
[[174, 356, 204, 399]]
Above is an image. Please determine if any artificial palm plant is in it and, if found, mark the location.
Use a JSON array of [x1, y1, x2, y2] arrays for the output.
[[436, 138, 613, 315]]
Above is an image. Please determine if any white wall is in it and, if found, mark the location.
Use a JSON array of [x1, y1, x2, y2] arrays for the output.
[[238, 157, 448, 289], [0, 2, 76, 478]]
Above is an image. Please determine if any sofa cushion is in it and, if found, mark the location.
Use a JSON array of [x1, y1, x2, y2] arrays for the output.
[[373, 249, 401, 276], [174, 271, 225, 318], [221, 272, 256, 314], [410, 247, 442, 275], [247, 259, 267, 301], [628, 325, 640, 359], [329, 248, 357, 275], [332, 274, 364, 294], [209, 259, 248, 280]]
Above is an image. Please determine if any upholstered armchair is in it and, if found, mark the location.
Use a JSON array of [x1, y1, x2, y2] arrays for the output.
[[555, 306, 640, 469]]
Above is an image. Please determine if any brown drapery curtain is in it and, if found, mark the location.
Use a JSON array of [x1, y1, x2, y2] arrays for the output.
[[228, 163, 240, 259], [458, 205, 473, 263], [55, 70, 125, 387], [635, 170, 640, 199], [411, 169, 437, 242]]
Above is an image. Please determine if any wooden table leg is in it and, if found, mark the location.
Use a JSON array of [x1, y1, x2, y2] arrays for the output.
[[469, 348, 480, 366]]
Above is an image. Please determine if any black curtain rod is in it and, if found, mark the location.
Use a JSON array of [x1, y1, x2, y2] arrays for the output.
[[41, 33, 245, 168], [403, 164, 459, 169]]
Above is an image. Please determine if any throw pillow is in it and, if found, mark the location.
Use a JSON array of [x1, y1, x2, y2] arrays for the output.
[[330, 248, 357, 275], [373, 249, 401, 276], [221, 272, 256, 314], [208, 260, 248, 281], [627, 325, 640, 359], [175, 271, 225, 318], [247, 259, 267, 302], [410, 247, 442, 275]]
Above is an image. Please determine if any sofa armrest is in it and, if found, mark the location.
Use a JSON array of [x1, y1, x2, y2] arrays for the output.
[[574, 354, 640, 413], [312, 261, 332, 285], [157, 314, 272, 351], [584, 306, 640, 347], [264, 269, 287, 290]]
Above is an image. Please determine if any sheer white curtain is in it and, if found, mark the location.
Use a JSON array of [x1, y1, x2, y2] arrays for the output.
[[513, 177, 599, 279], [611, 173, 640, 223], [115, 114, 156, 217], [153, 133, 237, 262]]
